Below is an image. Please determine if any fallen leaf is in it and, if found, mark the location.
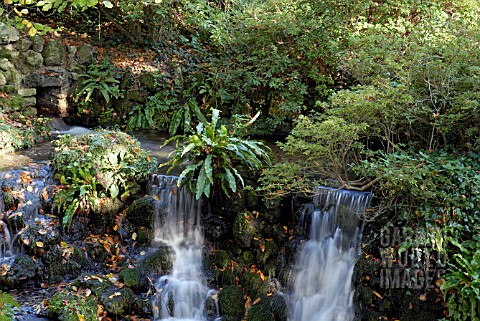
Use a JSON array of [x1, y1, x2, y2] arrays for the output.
[[36, 241, 44, 247]]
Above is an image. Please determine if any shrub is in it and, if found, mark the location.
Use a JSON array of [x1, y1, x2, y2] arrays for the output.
[[0, 291, 19, 321], [52, 130, 157, 227]]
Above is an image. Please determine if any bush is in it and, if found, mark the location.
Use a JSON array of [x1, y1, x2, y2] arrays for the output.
[[47, 290, 98, 321], [52, 130, 157, 227]]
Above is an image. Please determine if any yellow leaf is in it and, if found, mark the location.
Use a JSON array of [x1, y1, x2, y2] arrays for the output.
[[373, 291, 383, 299], [132, 232, 137, 240], [85, 288, 91, 297], [113, 224, 119, 231], [72, 286, 78, 291], [77, 313, 85, 321], [419, 294, 427, 301], [36, 241, 44, 247]]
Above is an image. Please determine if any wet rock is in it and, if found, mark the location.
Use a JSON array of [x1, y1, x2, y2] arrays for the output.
[[136, 247, 173, 277], [218, 285, 245, 321], [127, 196, 156, 228]]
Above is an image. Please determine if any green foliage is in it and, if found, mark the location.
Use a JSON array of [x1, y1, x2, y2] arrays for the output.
[[0, 291, 19, 321], [52, 130, 157, 227], [441, 239, 480, 320], [161, 109, 271, 200], [47, 290, 98, 321], [74, 62, 121, 105]]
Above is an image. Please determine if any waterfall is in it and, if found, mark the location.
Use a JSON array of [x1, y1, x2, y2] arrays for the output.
[[289, 188, 372, 321], [149, 174, 219, 321]]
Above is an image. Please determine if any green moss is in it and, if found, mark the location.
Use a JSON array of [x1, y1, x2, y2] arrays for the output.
[[101, 287, 134, 315], [218, 285, 245, 321], [213, 250, 231, 268], [119, 267, 141, 288], [47, 290, 98, 321], [136, 247, 172, 276], [239, 272, 267, 301]]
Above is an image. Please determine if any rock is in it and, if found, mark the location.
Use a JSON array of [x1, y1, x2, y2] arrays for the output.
[[126, 197, 156, 228], [136, 247, 173, 276], [0, 23, 20, 44], [23, 96, 36, 107], [101, 287, 134, 315], [76, 45, 94, 64], [0, 58, 21, 86], [42, 40, 67, 66], [0, 44, 19, 60], [218, 285, 245, 321], [31, 35, 44, 52], [233, 211, 259, 248], [18, 87, 37, 97], [118, 266, 141, 290], [15, 50, 44, 74], [0, 71, 6, 86], [15, 38, 32, 51], [23, 68, 71, 87], [246, 294, 287, 321]]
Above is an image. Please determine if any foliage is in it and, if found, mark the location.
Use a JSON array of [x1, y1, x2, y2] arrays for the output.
[[441, 239, 480, 321], [161, 109, 271, 200], [0, 291, 19, 321], [52, 130, 157, 227], [47, 289, 98, 321], [72, 60, 123, 127], [0, 99, 51, 155]]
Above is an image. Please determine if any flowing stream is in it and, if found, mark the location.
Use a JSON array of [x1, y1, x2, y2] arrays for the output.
[[149, 174, 219, 321], [289, 188, 372, 321]]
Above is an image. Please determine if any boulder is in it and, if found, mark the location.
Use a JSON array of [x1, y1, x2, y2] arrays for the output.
[[14, 38, 32, 52], [76, 45, 94, 65]]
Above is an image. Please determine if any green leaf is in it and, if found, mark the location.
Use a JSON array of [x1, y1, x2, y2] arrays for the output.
[[205, 154, 213, 184], [224, 168, 237, 192], [169, 109, 183, 135], [110, 184, 119, 199], [181, 142, 196, 157], [196, 163, 207, 200]]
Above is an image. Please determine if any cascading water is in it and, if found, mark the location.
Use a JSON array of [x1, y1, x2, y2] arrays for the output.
[[149, 174, 219, 321], [289, 188, 372, 321]]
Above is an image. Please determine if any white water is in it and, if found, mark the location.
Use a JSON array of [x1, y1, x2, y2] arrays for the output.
[[289, 188, 372, 321], [149, 175, 219, 321]]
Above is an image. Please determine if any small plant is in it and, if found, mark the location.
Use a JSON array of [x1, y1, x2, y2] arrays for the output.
[[0, 291, 19, 321], [161, 109, 271, 200], [52, 130, 157, 227], [74, 60, 121, 105]]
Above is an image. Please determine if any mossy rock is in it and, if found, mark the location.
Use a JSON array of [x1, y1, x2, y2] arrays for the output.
[[0, 254, 40, 289], [246, 294, 287, 321], [119, 267, 141, 291], [101, 287, 134, 315], [218, 285, 245, 321], [47, 290, 98, 321], [239, 272, 267, 301], [212, 250, 231, 269], [215, 268, 236, 288], [136, 247, 173, 276], [126, 196, 156, 228]]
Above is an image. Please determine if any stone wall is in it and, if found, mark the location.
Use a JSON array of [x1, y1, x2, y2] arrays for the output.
[[0, 23, 94, 117]]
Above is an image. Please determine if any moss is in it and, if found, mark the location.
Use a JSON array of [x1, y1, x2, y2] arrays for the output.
[[216, 268, 236, 288], [213, 250, 231, 268], [239, 272, 267, 301], [101, 287, 134, 315], [218, 285, 245, 321], [136, 247, 172, 276], [246, 298, 272, 321], [233, 211, 258, 248], [119, 267, 141, 289]]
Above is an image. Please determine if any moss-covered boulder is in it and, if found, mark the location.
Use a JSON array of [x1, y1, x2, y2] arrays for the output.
[[43, 40, 67, 66], [100, 287, 135, 315], [51, 130, 157, 232], [239, 272, 267, 301], [47, 290, 98, 321], [233, 211, 259, 248], [136, 247, 173, 277], [119, 266, 141, 292], [0, 255, 40, 289], [246, 294, 287, 321], [218, 285, 245, 321]]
